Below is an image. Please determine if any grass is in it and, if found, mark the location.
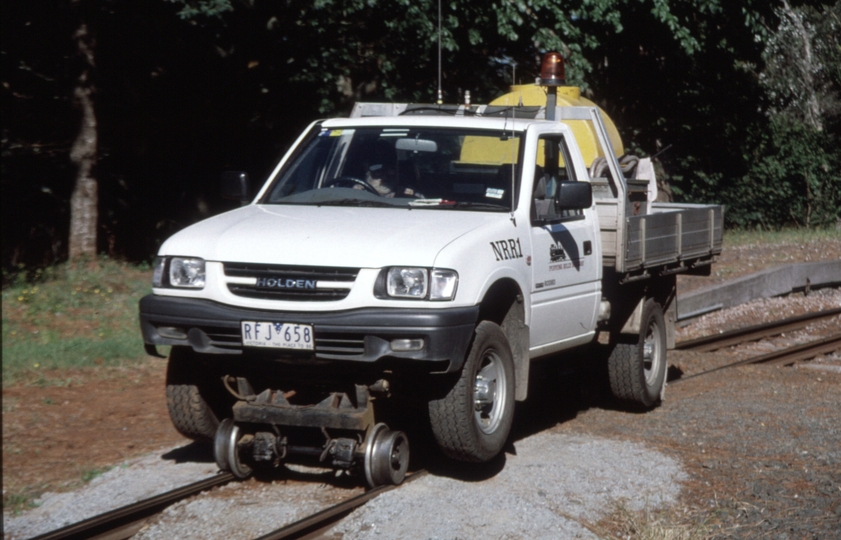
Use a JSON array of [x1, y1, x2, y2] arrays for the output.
[[2, 466, 117, 515], [2, 490, 42, 516], [1, 257, 155, 384], [80, 466, 112, 483], [598, 501, 712, 540], [722, 226, 840, 248]]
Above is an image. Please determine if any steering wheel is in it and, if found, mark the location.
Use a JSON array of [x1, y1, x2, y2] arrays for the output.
[[323, 176, 380, 195]]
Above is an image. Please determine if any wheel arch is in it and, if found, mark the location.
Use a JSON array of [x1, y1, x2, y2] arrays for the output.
[[606, 273, 677, 349], [477, 278, 530, 401]]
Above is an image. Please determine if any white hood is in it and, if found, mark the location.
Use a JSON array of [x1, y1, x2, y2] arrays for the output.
[[159, 204, 501, 268]]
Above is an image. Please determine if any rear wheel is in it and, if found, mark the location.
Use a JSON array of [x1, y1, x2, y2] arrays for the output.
[[166, 347, 229, 441], [428, 321, 515, 462], [607, 298, 667, 409]]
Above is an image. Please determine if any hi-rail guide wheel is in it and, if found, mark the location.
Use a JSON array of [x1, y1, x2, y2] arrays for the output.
[[363, 422, 410, 488], [214, 418, 253, 479]]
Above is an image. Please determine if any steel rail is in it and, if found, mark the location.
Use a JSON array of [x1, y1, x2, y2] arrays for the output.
[[254, 470, 428, 540], [673, 333, 841, 384], [29, 472, 235, 540], [675, 307, 841, 352]]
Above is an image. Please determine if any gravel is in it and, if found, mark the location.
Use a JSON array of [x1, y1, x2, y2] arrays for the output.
[[2, 431, 686, 540], [330, 433, 685, 540], [675, 288, 841, 342], [2, 448, 218, 540], [132, 478, 355, 540]]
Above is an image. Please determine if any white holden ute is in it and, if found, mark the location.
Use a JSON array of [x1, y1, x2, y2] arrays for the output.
[[140, 54, 722, 488]]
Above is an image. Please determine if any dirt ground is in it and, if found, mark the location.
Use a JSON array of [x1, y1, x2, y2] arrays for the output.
[[2, 361, 186, 506], [2, 236, 840, 532]]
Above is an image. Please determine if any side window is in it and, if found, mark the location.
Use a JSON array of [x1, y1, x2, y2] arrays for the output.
[[532, 134, 582, 223]]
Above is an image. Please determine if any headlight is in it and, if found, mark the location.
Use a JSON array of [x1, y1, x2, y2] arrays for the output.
[[387, 267, 428, 298], [152, 257, 166, 287], [429, 269, 458, 300], [169, 257, 206, 288], [379, 267, 458, 300]]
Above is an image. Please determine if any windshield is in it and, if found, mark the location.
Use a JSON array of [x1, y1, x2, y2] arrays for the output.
[[261, 126, 522, 210]]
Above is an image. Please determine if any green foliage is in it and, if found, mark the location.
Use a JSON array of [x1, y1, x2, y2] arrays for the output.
[[1, 258, 153, 383], [722, 0, 841, 229], [168, 0, 233, 19], [724, 116, 841, 228], [165, 0, 730, 113], [4, 0, 840, 273]]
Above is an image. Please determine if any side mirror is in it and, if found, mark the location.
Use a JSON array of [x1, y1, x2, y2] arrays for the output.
[[221, 171, 250, 206], [556, 181, 592, 210]]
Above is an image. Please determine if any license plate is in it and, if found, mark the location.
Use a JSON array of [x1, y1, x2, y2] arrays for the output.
[[241, 321, 314, 350]]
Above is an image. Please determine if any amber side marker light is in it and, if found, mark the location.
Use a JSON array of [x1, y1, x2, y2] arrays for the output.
[[539, 52, 566, 87]]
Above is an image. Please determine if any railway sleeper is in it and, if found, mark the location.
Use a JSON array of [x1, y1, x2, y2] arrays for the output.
[[214, 377, 409, 489]]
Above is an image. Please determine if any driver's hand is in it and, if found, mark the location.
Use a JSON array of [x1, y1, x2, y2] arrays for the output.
[[402, 188, 424, 198]]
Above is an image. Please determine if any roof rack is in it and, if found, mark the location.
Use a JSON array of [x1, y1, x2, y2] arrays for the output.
[[349, 102, 543, 119]]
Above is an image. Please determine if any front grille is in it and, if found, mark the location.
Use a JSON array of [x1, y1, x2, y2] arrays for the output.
[[224, 263, 359, 302], [201, 325, 242, 350], [314, 333, 366, 357]]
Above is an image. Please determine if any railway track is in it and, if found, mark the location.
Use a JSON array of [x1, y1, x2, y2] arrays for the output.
[[254, 470, 427, 540], [675, 307, 841, 352], [672, 308, 841, 384], [28, 470, 427, 540], [27, 309, 841, 540], [30, 473, 235, 540]]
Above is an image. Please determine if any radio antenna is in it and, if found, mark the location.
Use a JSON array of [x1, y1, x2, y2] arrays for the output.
[[437, 0, 442, 104]]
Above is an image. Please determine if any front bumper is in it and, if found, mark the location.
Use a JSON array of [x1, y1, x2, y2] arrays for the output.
[[139, 295, 478, 372]]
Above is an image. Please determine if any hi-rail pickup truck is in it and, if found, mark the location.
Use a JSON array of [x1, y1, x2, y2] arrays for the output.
[[140, 52, 722, 487]]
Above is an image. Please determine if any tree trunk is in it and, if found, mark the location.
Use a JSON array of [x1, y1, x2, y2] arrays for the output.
[[782, 0, 823, 132], [69, 20, 98, 261]]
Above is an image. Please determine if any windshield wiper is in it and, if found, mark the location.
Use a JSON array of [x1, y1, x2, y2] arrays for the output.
[[409, 199, 507, 211], [316, 198, 397, 208]]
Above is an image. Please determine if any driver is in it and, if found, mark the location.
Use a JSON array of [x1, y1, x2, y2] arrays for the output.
[[360, 162, 422, 198], [364, 163, 400, 197]]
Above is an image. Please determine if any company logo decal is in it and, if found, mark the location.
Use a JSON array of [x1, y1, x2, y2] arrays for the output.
[[490, 239, 524, 261], [549, 243, 566, 262], [550, 259, 584, 271], [256, 277, 317, 290]]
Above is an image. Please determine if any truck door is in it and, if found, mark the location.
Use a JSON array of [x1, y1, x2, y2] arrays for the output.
[[527, 130, 600, 353]]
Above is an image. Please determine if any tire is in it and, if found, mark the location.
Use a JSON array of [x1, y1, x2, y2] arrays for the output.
[[166, 347, 227, 441], [607, 298, 667, 409], [428, 321, 515, 462]]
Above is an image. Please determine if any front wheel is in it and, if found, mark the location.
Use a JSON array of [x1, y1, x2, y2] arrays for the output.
[[428, 321, 515, 462], [166, 347, 230, 441], [607, 298, 667, 409]]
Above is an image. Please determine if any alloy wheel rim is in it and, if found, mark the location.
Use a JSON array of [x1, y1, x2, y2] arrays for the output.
[[643, 319, 663, 385], [473, 350, 506, 434]]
